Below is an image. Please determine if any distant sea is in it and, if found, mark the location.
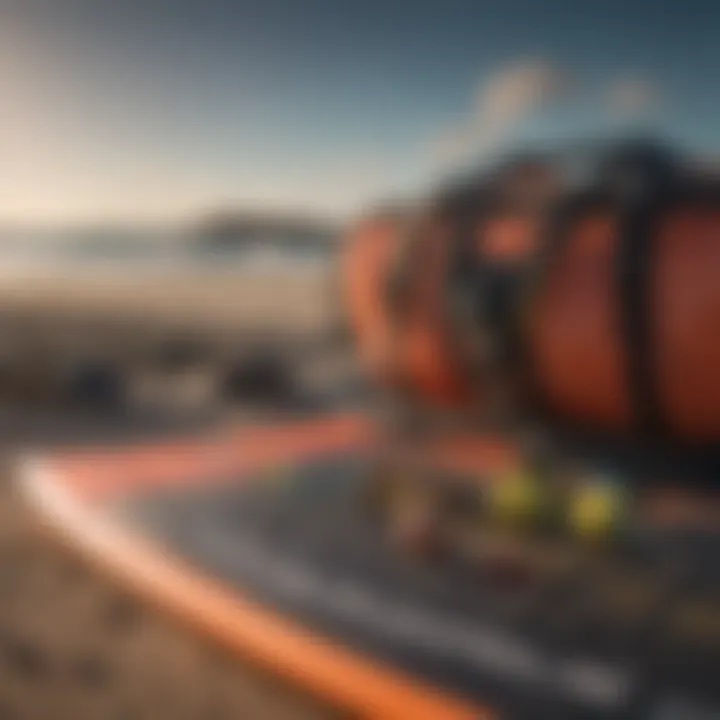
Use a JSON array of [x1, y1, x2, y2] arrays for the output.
[[0, 232, 332, 278]]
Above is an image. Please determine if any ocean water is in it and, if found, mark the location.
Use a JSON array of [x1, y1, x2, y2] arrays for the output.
[[0, 232, 333, 279]]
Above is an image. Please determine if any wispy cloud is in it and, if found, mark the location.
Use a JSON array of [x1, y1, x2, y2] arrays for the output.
[[430, 61, 666, 174], [432, 58, 571, 167], [606, 75, 661, 119]]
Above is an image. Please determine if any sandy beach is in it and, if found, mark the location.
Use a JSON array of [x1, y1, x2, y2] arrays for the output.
[[0, 257, 346, 718], [0, 413, 340, 720]]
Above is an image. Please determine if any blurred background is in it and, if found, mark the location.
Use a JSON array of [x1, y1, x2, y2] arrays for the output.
[[0, 0, 718, 718]]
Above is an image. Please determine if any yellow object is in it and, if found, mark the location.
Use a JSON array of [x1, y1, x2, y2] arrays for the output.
[[569, 482, 625, 539], [491, 470, 543, 525]]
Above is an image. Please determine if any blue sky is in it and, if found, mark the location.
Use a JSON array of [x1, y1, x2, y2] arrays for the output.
[[0, 0, 718, 224]]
